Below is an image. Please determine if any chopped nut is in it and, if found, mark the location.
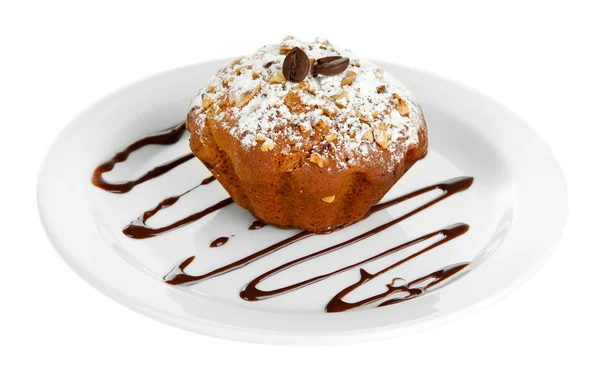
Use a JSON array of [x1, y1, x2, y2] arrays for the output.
[[377, 85, 386, 93], [359, 113, 373, 123], [393, 93, 410, 117], [237, 83, 262, 108], [260, 139, 275, 152], [202, 97, 212, 108], [256, 134, 266, 142], [309, 153, 330, 168], [325, 133, 338, 142], [322, 107, 338, 119], [321, 195, 336, 203], [299, 122, 311, 132], [269, 73, 286, 84], [314, 119, 329, 129], [362, 130, 374, 143], [283, 90, 306, 114], [372, 110, 380, 118], [335, 92, 348, 108], [233, 65, 250, 75], [294, 80, 310, 91], [348, 129, 356, 138], [373, 122, 389, 149], [206, 86, 216, 93], [335, 99, 346, 108], [334, 91, 348, 108], [335, 91, 348, 100], [223, 77, 234, 88], [341, 71, 358, 86], [252, 71, 260, 79]]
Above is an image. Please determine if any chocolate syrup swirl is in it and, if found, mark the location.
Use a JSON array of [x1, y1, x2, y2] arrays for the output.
[[164, 177, 474, 292], [377, 263, 470, 308], [239, 177, 473, 302], [324, 225, 469, 313], [121, 176, 234, 239], [164, 230, 313, 285], [92, 123, 192, 193], [249, 220, 267, 230], [210, 237, 230, 248]]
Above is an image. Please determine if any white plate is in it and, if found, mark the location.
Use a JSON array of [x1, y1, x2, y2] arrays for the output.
[[37, 60, 567, 344]]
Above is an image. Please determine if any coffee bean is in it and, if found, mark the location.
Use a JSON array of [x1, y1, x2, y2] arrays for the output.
[[311, 56, 341, 76], [282, 47, 309, 83], [313, 56, 350, 76], [316, 56, 344, 65]]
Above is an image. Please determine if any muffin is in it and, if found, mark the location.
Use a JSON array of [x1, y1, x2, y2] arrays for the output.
[[187, 36, 427, 232]]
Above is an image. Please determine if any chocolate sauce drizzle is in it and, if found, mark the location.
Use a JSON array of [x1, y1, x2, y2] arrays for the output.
[[210, 237, 230, 248], [239, 177, 473, 302], [164, 177, 474, 299], [92, 123, 476, 312], [91, 123, 192, 193], [164, 230, 313, 285], [122, 176, 234, 239], [324, 225, 469, 313], [377, 263, 469, 308], [249, 220, 267, 230]]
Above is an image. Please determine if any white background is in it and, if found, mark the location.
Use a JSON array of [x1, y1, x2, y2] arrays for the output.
[[1, 0, 598, 370]]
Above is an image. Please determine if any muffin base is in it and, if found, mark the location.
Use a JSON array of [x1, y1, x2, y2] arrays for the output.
[[187, 111, 428, 232]]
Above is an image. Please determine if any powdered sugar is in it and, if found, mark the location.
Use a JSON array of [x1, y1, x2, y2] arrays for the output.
[[190, 37, 425, 169]]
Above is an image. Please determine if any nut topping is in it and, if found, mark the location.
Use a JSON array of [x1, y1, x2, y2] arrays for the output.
[[322, 107, 338, 119], [362, 130, 374, 143], [310, 153, 330, 168], [260, 138, 275, 151], [334, 91, 348, 108], [321, 195, 336, 203], [236, 83, 261, 108], [373, 123, 389, 149], [393, 93, 410, 117], [269, 73, 286, 84], [325, 133, 338, 142], [341, 71, 357, 86]]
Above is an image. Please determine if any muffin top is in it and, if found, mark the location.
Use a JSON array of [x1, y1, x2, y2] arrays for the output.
[[189, 36, 426, 171]]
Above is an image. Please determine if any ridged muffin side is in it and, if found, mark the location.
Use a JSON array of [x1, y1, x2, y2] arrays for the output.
[[187, 110, 427, 232]]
